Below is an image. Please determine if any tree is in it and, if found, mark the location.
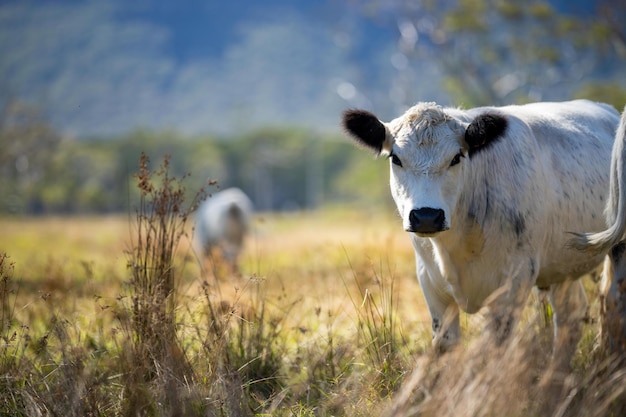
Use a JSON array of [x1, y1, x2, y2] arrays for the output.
[[0, 101, 62, 213], [355, 0, 626, 108]]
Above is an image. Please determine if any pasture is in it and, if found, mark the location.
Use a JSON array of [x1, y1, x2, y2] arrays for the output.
[[1, 170, 625, 415]]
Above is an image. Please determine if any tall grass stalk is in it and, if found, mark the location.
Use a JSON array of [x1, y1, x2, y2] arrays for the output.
[[0, 253, 17, 362], [386, 287, 626, 417], [119, 153, 209, 414], [346, 254, 408, 396], [0, 252, 25, 414]]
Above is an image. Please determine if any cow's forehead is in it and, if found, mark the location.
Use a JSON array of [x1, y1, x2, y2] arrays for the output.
[[387, 103, 463, 149]]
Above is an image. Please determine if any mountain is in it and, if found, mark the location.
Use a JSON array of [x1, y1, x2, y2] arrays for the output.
[[0, 0, 621, 138], [0, 0, 404, 137]]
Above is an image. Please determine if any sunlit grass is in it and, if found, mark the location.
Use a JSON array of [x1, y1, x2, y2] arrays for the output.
[[1, 171, 625, 415], [0, 209, 426, 331], [0, 202, 430, 414]]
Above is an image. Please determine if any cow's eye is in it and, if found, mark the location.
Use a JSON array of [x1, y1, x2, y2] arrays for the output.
[[389, 153, 403, 167], [449, 152, 465, 167]]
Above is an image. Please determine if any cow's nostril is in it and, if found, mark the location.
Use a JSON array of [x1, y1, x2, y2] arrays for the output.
[[408, 208, 446, 233]]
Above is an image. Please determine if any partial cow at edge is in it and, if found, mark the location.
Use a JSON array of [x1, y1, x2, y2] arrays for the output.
[[194, 187, 253, 270], [342, 100, 626, 370], [572, 104, 626, 353], [598, 242, 626, 353]]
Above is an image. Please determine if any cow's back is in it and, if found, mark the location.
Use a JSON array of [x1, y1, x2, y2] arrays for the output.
[[511, 101, 619, 284], [195, 188, 253, 256]]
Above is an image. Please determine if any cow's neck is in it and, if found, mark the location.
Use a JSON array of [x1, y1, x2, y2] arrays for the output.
[[428, 215, 489, 313]]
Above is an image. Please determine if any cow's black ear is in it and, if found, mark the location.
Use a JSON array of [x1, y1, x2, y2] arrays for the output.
[[465, 113, 508, 156], [342, 109, 387, 154]]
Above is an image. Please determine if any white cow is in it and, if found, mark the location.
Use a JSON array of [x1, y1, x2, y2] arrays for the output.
[[342, 100, 623, 361], [194, 187, 253, 267]]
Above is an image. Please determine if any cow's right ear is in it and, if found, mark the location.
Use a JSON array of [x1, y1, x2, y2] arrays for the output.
[[341, 109, 388, 154], [464, 113, 508, 156]]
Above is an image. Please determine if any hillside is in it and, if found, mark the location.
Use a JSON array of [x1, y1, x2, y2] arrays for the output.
[[0, 0, 623, 137]]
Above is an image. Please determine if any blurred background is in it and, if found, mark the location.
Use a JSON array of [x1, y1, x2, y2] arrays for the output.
[[1, 0, 625, 215]]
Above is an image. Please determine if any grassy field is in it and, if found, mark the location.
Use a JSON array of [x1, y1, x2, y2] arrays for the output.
[[0, 208, 425, 415], [1, 160, 625, 416]]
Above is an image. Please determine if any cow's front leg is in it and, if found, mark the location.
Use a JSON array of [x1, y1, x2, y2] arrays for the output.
[[431, 304, 461, 352], [417, 268, 460, 352]]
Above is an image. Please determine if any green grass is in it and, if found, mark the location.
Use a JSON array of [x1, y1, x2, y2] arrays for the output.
[[1, 155, 625, 416]]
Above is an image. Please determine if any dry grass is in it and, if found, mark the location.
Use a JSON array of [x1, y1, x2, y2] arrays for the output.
[[1, 155, 625, 416]]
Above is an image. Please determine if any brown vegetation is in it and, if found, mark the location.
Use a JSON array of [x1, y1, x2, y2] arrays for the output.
[[1, 155, 625, 416]]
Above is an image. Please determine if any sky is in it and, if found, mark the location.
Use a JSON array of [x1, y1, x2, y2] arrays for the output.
[[0, 0, 422, 137]]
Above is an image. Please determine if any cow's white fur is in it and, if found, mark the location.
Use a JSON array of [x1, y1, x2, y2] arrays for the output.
[[343, 100, 623, 354], [194, 187, 253, 265]]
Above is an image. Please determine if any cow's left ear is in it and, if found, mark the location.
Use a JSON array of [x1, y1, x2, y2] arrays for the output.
[[465, 113, 508, 156], [342, 109, 390, 155]]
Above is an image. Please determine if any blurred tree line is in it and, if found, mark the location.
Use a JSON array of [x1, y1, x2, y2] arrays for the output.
[[358, 0, 626, 109], [0, 100, 391, 215], [2, 0, 626, 215]]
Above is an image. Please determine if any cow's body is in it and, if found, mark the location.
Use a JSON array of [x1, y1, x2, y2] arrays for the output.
[[194, 187, 253, 266], [342, 100, 622, 355]]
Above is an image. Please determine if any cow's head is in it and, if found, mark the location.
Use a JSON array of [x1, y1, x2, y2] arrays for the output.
[[342, 103, 507, 237]]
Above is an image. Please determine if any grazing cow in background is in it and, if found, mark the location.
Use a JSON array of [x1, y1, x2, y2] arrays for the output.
[[194, 187, 253, 268], [342, 100, 624, 368]]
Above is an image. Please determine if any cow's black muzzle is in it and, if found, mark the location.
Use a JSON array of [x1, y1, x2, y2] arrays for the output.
[[407, 208, 446, 234]]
